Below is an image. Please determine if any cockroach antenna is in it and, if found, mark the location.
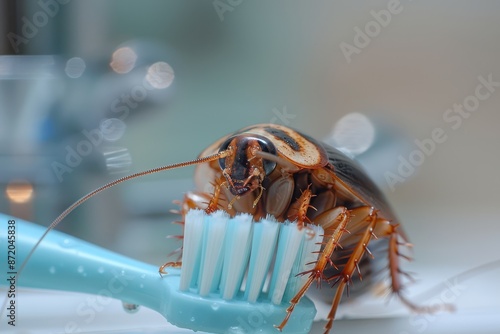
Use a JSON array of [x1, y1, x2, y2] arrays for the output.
[[15, 149, 231, 281]]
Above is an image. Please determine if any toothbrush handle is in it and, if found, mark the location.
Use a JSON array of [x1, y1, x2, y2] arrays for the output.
[[0, 214, 167, 312]]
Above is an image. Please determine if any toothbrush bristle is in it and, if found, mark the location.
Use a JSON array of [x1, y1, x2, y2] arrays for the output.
[[269, 222, 310, 304], [244, 217, 281, 302], [179, 210, 204, 291], [220, 213, 253, 300], [198, 211, 228, 296], [179, 210, 323, 305]]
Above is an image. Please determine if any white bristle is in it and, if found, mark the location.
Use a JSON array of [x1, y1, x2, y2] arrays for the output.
[[268, 222, 305, 305], [284, 224, 324, 302], [220, 214, 253, 300], [244, 217, 280, 302], [179, 210, 205, 291], [198, 211, 229, 296], [179, 210, 322, 304]]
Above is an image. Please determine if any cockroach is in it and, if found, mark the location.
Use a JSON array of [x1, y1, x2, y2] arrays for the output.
[[15, 123, 448, 333]]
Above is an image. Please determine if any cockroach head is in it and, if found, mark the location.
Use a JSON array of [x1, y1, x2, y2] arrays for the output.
[[218, 134, 277, 196]]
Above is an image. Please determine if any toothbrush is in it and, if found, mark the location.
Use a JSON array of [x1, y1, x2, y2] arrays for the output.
[[0, 212, 321, 333]]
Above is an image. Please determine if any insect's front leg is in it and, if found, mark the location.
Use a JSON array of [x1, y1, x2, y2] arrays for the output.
[[286, 185, 316, 230], [204, 176, 228, 214], [160, 177, 228, 275]]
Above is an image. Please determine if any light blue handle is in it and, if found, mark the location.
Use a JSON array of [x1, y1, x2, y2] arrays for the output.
[[0, 214, 171, 313]]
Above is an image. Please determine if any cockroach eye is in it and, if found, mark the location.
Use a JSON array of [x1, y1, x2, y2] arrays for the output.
[[218, 134, 277, 176]]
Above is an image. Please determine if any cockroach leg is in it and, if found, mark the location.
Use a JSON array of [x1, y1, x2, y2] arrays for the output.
[[323, 207, 378, 334], [287, 185, 316, 230], [158, 261, 182, 276], [275, 207, 350, 331], [384, 224, 455, 313], [165, 245, 183, 262], [205, 178, 225, 214], [161, 180, 227, 275]]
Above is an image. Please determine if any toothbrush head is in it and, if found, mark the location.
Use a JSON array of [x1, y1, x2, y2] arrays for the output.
[[163, 210, 323, 333]]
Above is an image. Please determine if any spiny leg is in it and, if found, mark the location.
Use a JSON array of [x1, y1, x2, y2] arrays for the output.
[[168, 191, 215, 241], [204, 178, 226, 214], [383, 223, 454, 313], [160, 178, 226, 275], [323, 207, 378, 334], [165, 191, 215, 262], [275, 206, 350, 331], [287, 184, 316, 230], [159, 261, 182, 274]]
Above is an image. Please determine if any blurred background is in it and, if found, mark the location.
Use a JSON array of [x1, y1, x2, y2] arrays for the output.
[[1, 1, 499, 333]]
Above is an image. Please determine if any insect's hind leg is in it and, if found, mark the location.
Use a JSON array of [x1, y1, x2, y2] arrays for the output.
[[381, 223, 454, 313]]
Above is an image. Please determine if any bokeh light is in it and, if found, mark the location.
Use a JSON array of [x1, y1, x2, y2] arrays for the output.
[[326, 112, 376, 156], [5, 180, 34, 204], [110, 47, 138, 74], [100, 118, 127, 142], [145, 61, 174, 89], [65, 57, 86, 78]]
